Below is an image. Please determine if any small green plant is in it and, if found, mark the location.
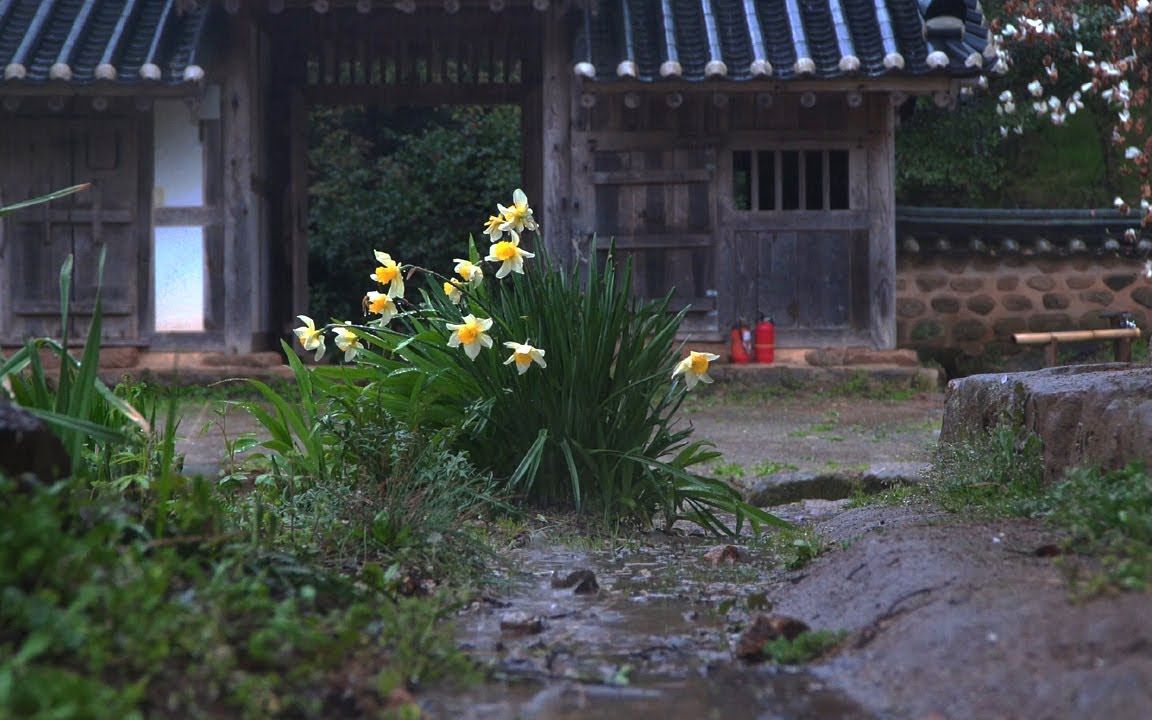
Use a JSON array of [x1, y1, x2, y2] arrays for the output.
[[752, 526, 826, 570], [927, 421, 1046, 515], [760, 630, 848, 665], [752, 460, 799, 476], [711, 461, 746, 480]]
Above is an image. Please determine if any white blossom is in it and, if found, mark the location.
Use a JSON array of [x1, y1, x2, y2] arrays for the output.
[[1126, 146, 1144, 160], [1027, 79, 1043, 97]]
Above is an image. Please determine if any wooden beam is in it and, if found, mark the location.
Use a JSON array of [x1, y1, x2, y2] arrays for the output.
[[221, 11, 260, 353], [300, 82, 527, 106], [866, 93, 896, 349], [540, 4, 571, 265]]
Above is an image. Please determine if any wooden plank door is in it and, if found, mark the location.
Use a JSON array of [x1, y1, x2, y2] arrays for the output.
[[722, 227, 870, 345], [0, 114, 141, 344], [589, 144, 718, 338]]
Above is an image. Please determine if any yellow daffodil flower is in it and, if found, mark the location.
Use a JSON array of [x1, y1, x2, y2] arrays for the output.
[[364, 290, 397, 324], [453, 258, 484, 286], [483, 214, 505, 241], [446, 314, 493, 360], [485, 231, 535, 279], [503, 341, 546, 374], [672, 351, 720, 390], [443, 279, 463, 304], [332, 323, 362, 362], [293, 315, 326, 361], [370, 250, 405, 298], [497, 188, 538, 234]]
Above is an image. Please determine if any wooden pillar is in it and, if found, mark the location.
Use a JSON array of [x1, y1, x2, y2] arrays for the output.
[[866, 94, 896, 349], [540, 4, 572, 266], [221, 10, 262, 353], [289, 89, 309, 323]]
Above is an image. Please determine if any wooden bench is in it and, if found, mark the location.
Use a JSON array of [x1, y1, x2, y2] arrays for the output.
[[1013, 313, 1141, 366]]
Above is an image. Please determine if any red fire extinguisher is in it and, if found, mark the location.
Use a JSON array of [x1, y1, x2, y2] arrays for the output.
[[730, 323, 751, 363], [754, 316, 775, 364]]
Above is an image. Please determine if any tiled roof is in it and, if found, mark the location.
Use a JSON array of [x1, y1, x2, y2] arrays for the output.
[[0, 0, 211, 87], [574, 0, 992, 82]]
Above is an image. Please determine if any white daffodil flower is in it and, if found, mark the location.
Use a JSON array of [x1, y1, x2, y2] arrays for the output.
[[293, 315, 326, 361], [365, 291, 397, 324], [503, 341, 547, 374], [672, 351, 720, 390], [453, 258, 484, 285], [443, 280, 464, 305], [486, 231, 536, 279], [497, 189, 538, 234], [446, 314, 494, 360], [332, 323, 362, 363], [370, 250, 405, 298]]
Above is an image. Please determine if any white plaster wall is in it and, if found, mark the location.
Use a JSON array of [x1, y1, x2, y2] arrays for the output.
[[153, 226, 205, 332]]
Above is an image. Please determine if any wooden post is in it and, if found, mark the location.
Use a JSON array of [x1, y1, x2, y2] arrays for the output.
[[221, 10, 261, 353], [540, 4, 571, 266], [290, 89, 309, 322], [1045, 340, 1057, 367], [866, 93, 896, 349]]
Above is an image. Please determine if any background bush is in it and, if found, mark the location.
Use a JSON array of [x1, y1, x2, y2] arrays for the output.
[[308, 105, 521, 321]]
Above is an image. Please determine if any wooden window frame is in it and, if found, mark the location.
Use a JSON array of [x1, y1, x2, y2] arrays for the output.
[[730, 144, 859, 214]]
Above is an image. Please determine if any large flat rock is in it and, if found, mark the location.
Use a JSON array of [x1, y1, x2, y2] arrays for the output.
[[940, 363, 1152, 481]]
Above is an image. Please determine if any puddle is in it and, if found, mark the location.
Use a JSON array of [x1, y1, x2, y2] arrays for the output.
[[423, 543, 873, 719]]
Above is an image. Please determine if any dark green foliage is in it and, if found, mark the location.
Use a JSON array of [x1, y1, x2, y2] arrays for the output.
[[308, 106, 521, 322]]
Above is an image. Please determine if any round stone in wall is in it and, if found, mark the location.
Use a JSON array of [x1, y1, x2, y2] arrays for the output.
[[953, 318, 988, 343], [996, 276, 1019, 291], [931, 296, 961, 314], [1132, 286, 1152, 309], [993, 317, 1027, 337], [1026, 275, 1057, 292], [897, 297, 926, 318], [966, 294, 996, 315], [1079, 290, 1114, 306], [916, 274, 948, 292], [1066, 275, 1096, 290], [1042, 293, 1071, 310], [1028, 313, 1072, 333], [1104, 274, 1137, 291], [949, 277, 984, 293], [1002, 294, 1034, 312]]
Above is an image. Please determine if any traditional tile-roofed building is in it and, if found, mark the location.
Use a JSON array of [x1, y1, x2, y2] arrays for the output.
[[0, 0, 989, 358]]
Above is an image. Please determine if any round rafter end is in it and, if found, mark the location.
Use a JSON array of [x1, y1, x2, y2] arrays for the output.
[[883, 52, 905, 70], [140, 63, 162, 81], [573, 61, 596, 79], [838, 55, 860, 73], [795, 57, 816, 75], [95, 63, 117, 81], [49, 63, 73, 81], [183, 65, 205, 82], [616, 60, 638, 79], [926, 51, 950, 69], [704, 60, 728, 78], [4, 63, 27, 81], [749, 59, 772, 77], [659, 60, 682, 78]]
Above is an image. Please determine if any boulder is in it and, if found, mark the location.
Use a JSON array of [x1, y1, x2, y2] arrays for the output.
[[0, 397, 71, 480], [940, 364, 1152, 482]]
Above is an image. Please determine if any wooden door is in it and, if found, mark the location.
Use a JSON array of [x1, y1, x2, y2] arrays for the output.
[[589, 144, 718, 337], [718, 146, 872, 346], [0, 113, 142, 344]]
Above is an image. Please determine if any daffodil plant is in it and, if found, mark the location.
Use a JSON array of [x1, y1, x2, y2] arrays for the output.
[[285, 189, 779, 534]]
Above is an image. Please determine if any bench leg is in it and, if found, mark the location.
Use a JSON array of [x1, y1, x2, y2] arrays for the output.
[[1116, 337, 1132, 363], [1045, 341, 1058, 367]]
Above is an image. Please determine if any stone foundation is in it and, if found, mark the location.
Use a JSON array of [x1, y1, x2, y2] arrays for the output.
[[896, 255, 1151, 357]]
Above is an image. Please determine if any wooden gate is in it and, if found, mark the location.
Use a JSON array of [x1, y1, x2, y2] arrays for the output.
[[586, 141, 718, 337], [0, 113, 143, 344], [718, 145, 873, 346]]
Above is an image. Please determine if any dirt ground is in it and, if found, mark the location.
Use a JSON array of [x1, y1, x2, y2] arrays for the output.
[[680, 388, 944, 477], [176, 389, 1152, 719]]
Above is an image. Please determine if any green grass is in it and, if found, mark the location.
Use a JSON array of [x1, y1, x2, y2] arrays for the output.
[[752, 460, 799, 476], [750, 526, 827, 570], [760, 630, 848, 665], [875, 421, 1152, 592]]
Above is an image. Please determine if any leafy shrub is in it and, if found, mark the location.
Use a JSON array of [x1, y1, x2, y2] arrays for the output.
[[759, 630, 848, 665]]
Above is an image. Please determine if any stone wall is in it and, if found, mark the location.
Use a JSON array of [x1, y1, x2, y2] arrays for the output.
[[896, 255, 1152, 357]]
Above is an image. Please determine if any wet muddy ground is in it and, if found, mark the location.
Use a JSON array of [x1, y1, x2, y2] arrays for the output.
[[175, 390, 1152, 719]]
